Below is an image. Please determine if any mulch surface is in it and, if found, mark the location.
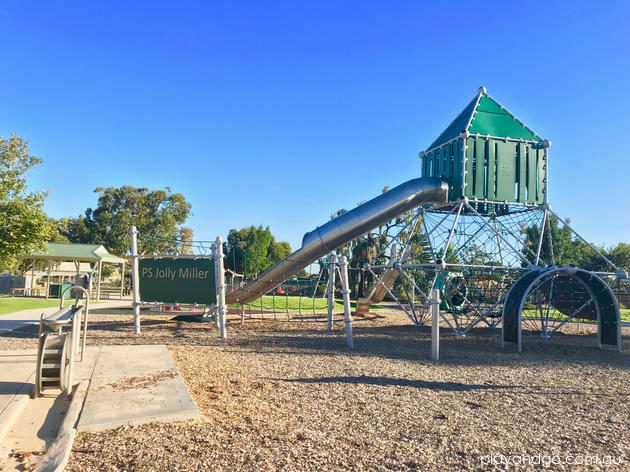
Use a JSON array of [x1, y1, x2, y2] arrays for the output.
[[2, 308, 629, 471]]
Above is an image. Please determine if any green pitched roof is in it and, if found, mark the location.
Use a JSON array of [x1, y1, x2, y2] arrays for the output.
[[426, 88, 542, 152], [28, 243, 126, 263]]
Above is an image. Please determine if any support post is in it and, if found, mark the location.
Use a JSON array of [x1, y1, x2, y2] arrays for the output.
[[45, 264, 51, 299], [215, 236, 227, 339], [129, 226, 141, 334], [96, 261, 102, 301], [212, 244, 220, 330], [327, 251, 336, 332], [120, 260, 125, 299], [339, 255, 353, 349], [535, 208, 548, 266], [430, 289, 440, 361], [542, 139, 551, 205]]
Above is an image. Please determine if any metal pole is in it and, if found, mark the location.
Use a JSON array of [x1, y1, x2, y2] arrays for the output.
[[430, 289, 440, 361], [535, 208, 548, 266], [212, 244, 220, 330], [542, 139, 551, 205], [327, 251, 336, 332], [215, 236, 227, 339], [339, 256, 353, 349], [129, 226, 141, 334]]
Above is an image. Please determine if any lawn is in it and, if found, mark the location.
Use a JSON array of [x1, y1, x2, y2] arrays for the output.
[[0, 295, 101, 316], [229, 294, 386, 313]]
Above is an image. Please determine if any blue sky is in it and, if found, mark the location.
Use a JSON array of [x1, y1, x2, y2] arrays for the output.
[[1, 1, 629, 251]]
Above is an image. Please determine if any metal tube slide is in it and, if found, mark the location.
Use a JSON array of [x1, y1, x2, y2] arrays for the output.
[[225, 177, 448, 305]]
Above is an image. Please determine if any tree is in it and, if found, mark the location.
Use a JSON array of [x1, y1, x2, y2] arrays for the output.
[[606, 243, 630, 271], [0, 135, 51, 271], [62, 186, 191, 255], [178, 227, 194, 254], [523, 214, 589, 267], [224, 225, 292, 278]]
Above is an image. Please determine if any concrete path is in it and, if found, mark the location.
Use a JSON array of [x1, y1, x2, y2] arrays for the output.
[[0, 300, 132, 334], [77, 345, 199, 432], [0, 350, 38, 442]]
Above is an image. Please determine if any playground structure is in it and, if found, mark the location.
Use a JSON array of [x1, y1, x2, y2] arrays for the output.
[[129, 87, 627, 352], [34, 279, 91, 397]]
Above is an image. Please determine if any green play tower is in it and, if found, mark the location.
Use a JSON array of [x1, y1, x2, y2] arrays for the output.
[[419, 87, 551, 207]]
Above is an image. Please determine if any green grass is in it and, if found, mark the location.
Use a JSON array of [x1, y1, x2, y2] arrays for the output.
[[228, 295, 386, 313], [0, 295, 102, 316], [522, 303, 630, 323]]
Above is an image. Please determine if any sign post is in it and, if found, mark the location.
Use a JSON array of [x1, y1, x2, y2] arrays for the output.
[[129, 226, 141, 335]]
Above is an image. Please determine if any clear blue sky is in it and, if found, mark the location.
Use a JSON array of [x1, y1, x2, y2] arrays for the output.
[[1, 1, 629, 251]]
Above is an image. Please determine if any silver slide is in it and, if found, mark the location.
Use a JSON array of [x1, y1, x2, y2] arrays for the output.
[[225, 177, 448, 305]]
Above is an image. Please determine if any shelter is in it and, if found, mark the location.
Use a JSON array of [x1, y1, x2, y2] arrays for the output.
[[25, 243, 127, 300]]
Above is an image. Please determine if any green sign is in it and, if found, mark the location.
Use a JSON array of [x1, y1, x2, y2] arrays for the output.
[[139, 258, 216, 305]]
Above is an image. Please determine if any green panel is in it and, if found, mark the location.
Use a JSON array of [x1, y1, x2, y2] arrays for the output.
[[451, 139, 463, 200], [474, 138, 486, 199], [464, 138, 475, 198], [518, 143, 527, 202], [469, 95, 541, 142], [526, 144, 538, 203], [442, 146, 450, 179], [139, 258, 216, 305], [495, 141, 517, 201], [427, 96, 478, 151], [487, 138, 496, 199]]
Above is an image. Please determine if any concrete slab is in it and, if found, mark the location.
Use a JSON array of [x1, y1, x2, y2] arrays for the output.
[[77, 345, 199, 432]]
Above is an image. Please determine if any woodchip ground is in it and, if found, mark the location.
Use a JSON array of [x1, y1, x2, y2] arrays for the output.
[[2, 307, 629, 471]]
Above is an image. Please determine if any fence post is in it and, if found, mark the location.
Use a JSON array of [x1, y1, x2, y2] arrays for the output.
[[339, 255, 353, 349], [129, 225, 141, 335], [430, 288, 440, 361], [215, 236, 227, 339], [327, 251, 336, 332]]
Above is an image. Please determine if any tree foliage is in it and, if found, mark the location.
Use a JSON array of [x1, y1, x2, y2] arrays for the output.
[[0, 135, 50, 271], [223, 225, 292, 278], [60, 186, 191, 255]]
